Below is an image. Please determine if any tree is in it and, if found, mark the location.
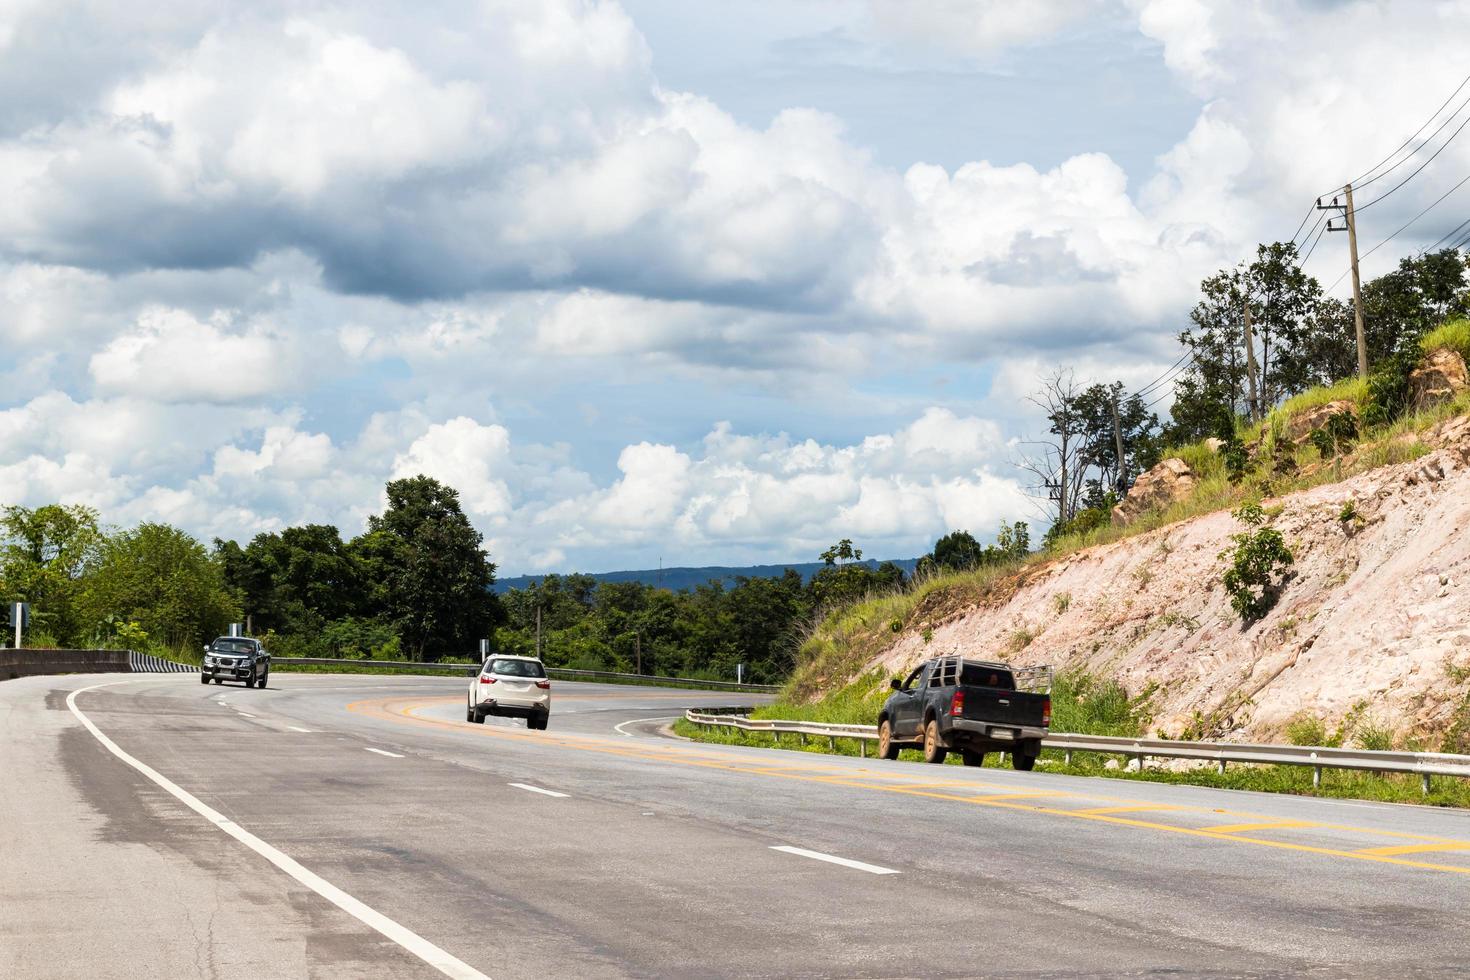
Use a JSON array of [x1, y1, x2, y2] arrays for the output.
[[80, 523, 239, 648], [1019, 369, 1090, 529], [1170, 242, 1324, 440], [809, 540, 902, 609], [0, 504, 103, 645], [932, 530, 984, 571], [355, 476, 501, 660]]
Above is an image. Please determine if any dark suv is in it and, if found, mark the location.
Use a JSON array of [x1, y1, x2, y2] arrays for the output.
[[201, 637, 270, 688]]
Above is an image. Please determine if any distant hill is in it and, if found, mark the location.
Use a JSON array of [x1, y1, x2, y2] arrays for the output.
[[493, 558, 921, 594]]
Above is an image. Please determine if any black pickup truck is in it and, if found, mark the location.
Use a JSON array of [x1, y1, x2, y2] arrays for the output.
[[877, 656, 1051, 769]]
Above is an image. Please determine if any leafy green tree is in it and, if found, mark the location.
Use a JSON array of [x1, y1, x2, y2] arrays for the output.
[[932, 530, 984, 570], [1219, 503, 1294, 621], [0, 504, 103, 645], [81, 523, 239, 648], [354, 476, 501, 660]]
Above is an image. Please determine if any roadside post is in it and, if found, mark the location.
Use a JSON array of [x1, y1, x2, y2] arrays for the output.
[[736, 663, 744, 685], [12, 602, 29, 648], [479, 638, 490, 658]]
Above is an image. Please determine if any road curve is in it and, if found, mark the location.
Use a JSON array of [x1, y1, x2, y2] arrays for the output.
[[4, 672, 1470, 978]]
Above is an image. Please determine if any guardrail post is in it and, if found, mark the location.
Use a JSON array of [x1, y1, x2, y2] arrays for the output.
[[799, 733, 807, 746], [1063, 749, 1072, 766], [1217, 760, 1226, 775], [1313, 766, 1322, 788], [1422, 773, 1431, 795], [859, 739, 866, 759], [828, 736, 836, 752]]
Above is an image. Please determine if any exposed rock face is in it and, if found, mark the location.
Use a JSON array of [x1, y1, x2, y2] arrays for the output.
[[879, 415, 1470, 747], [1410, 347, 1469, 412], [1285, 400, 1358, 445], [1112, 458, 1194, 526]]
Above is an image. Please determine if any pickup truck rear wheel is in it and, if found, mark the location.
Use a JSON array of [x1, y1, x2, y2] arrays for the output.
[[961, 750, 986, 767], [1012, 751, 1037, 771], [877, 720, 900, 760], [922, 719, 948, 765]]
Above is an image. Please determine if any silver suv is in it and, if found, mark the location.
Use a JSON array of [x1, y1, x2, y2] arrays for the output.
[[201, 637, 270, 688]]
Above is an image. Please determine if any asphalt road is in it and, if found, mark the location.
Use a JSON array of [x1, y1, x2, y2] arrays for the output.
[[4, 672, 1470, 979]]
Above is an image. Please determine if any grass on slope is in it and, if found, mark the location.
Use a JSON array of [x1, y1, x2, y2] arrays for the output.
[[1421, 318, 1470, 362]]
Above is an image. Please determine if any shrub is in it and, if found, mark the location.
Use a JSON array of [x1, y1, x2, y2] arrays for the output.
[[1285, 714, 1338, 747], [1361, 348, 1419, 427], [1219, 503, 1294, 621], [1309, 410, 1358, 458]]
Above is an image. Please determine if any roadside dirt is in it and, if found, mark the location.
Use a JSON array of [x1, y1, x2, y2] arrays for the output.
[[879, 416, 1470, 745]]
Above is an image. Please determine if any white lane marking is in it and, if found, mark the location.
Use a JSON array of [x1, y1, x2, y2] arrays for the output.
[[287, 726, 313, 734], [236, 712, 256, 719], [66, 681, 489, 980], [613, 715, 681, 738], [508, 782, 569, 798], [770, 846, 900, 876], [365, 747, 404, 758]]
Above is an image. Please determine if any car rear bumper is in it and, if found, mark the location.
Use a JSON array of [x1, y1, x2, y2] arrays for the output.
[[478, 700, 550, 718], [948, 718, 1047, 743]]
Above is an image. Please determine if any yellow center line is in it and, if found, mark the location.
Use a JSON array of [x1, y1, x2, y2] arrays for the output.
[[1077, 804, 1184, 816], [1358, 842, 1470, 857], [358, 696, 1470, 874], [1203, 820, 1319, 834], [968, 792, 1066, 802]]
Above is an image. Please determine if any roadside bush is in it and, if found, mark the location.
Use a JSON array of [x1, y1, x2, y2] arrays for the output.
[[1285, 714, 1337, 747], [1219, 503, 1294, 621], [1361, 348, 1419, 428]]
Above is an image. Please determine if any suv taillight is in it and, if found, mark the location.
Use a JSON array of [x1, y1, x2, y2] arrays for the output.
[[950, 690, 965, 716], [1042, 696, 1051, 726], [535, 680, 551, 689], [480, 676, 496, 684]]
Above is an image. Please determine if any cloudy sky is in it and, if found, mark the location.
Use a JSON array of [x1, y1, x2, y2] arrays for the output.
[[3, 0, 1468, 573]]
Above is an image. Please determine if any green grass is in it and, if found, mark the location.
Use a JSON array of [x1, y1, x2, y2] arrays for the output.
[[675, 716, 1470, 807], [1271, 376, 1371, 420], [1421, 318, 1470, 362]]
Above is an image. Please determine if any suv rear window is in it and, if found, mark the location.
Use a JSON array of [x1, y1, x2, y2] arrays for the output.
[[212, 640, 255, 655], [961, 664, 1015, 689], [486, 659, 546, 678]]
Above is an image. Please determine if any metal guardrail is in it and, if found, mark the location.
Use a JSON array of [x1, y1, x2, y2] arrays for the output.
[[684, 709, 1470, 793], [272, 657, 779, 692]]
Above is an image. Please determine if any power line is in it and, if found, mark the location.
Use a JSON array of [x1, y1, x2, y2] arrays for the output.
[[1326, 169, 1470, 290], [1352, 110, 1470, 216], [1135, 349, 1192, 398], [1288, 203, 1319, 247], [1299, 215, 1331, 265], [1419, 215, 1470, 255], [1329, 70, 1470, 195], [1352, 89, 1470, 194]]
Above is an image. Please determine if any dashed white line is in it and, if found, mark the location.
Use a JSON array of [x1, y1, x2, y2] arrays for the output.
[[287, 726, 313, 733], [236, 712, 256, 719], [508, 783, 569, 798], [770, 846, 900, 875], [66, 681, 489, 980], [364, 747, 404, 758]]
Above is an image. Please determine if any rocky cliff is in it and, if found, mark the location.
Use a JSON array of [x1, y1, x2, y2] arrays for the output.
[[878, 415, 1470, 746]]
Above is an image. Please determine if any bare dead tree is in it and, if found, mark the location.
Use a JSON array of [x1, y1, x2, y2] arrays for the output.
[[1017, 369, 1090, 531]]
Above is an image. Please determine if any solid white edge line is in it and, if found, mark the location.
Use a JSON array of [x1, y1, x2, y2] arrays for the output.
[[287, 726, 313, 734], [769, 846, 900, 875], [364, 747, 404, 758], [66, 681, 489, 980], [612, 715, 682, 738], [508, 782, 569, 798], [236, 713, 256, 719]]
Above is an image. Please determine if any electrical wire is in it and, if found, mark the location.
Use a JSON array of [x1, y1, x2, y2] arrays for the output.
[[1326, 169, 1470, 291], [1353, 111, 1470, 215], [1352, 90, 1470, 194], [1324, 70, 1470, 196], [1134, 349, 1192, 398], [1288, 203, 1320, 248], [1419, 215, 1470, 255], [1299, 215, 1331, 265]]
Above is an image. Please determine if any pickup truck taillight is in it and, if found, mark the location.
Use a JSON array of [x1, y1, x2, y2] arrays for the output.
[[534, 680, 551, 689], [1042, 696, 1052, 726], [479, 676, 496, 684], [950, 690, 965, 716]]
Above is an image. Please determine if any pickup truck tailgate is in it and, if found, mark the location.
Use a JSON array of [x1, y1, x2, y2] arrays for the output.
[[960, 687, 1048, 728]]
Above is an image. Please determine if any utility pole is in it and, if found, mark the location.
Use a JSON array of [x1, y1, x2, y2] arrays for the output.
[[1319, 183, 1369, 377], [535, 605, 542, 660], [1110, 389, 1127, 495], [1242, 298, 1262, 422]]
